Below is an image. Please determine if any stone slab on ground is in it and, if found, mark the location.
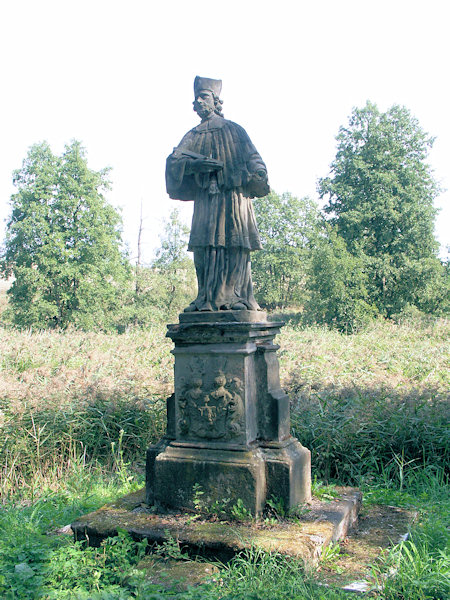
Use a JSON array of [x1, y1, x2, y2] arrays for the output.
[[313, 504, 418, 593], [71, 487, 362, 563], [135, 558, 220, 592]]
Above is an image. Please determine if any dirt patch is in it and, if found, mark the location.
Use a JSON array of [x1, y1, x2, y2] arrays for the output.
[[314, 504, 417, 589]]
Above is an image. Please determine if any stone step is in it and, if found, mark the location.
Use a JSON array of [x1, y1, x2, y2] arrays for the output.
[[71, 487, 362, 564]]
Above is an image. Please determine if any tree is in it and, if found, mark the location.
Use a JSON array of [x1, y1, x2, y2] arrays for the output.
[[125, 209, 195, 325], [305, 227, 379, 332], [318, 102, 445, 316], [1, 141, 130, 329], [252, 191, 320, 309], [152, 208, 196, 313], [153, 208, 191, 270]]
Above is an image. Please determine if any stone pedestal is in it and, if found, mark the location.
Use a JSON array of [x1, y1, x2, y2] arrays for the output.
[[146, 311, 311, 516]]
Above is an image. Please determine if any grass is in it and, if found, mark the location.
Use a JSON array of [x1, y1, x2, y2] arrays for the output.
[[0, 471, 447, 599], [280, 317, 449, 485], [0, 313, 448, 598], [0, 325, 171, 498]]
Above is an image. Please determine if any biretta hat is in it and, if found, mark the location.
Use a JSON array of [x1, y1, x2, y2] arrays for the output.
[[194, 76, 222, 97]]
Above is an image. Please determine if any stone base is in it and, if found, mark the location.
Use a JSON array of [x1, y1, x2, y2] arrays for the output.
[[147, 438, 311, 516], [71, 487, 362, 564], [147, 314, 312, 516], [261, 439, 312, 507], [178, 309, 267, 324]]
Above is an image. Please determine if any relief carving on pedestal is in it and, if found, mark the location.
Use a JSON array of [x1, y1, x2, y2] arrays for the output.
[[178, 371, 244, 440]]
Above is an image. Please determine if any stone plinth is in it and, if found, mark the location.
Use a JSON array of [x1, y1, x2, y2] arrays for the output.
[[71, 487, 363, 562], [146, 311, 311, 516]]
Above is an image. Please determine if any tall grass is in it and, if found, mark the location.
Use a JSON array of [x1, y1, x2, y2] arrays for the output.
[[1, 316, 448, 498], [373, 516, 450, 599], [0, 326, 171, 498], [281, 317, 449, 484], [0, 315, 448, 598]]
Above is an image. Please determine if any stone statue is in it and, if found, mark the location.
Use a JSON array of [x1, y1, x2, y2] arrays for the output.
[[166, 76, 270, 312]]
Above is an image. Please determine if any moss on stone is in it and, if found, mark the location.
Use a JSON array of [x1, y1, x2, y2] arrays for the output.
[[71, 486, 362, 562], [136, 558, 219, 591]]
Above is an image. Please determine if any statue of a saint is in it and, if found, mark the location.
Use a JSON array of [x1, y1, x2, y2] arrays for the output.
[[166, 76, 269, 312]]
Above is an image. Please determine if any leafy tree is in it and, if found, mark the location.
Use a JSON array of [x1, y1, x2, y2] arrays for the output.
[[153, 208, 191, 270], [305, 227, 379, 332], [252, 191, 320, 309], [124, 209, 195, 325], [152, 208, 195, 312], [318, 102, 446, 317], [1, 141, 130, 329]]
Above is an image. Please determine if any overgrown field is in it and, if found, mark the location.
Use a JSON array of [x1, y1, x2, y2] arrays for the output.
[[0, 316, 448, 598]]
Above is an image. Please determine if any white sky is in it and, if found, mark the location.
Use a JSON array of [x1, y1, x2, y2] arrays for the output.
[[0, 0, 449, 264]]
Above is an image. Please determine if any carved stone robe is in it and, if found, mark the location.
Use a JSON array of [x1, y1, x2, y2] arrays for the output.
[[166, 114, 269, 311]]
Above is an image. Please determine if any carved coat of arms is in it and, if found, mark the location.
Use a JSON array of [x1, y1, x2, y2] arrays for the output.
[[178, 371, 244, 440]]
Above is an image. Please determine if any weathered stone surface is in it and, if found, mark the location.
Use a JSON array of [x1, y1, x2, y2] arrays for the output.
[[166, 77, 269, 313], [136, 558, 219, 592], [71, 487, 361, 563], [179, 310, 267, 324], [153, 445, 267, 515], [149, 81, 314, 521], [261, 439, 312, 507], [146, 317, 311, 515], [309, 503, 418, 591]]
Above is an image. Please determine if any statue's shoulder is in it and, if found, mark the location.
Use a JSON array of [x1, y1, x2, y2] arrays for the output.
[[190, 115, 248, 135], [221, 119, 251, 141]]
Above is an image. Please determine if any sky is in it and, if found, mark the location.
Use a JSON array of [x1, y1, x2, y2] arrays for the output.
[[1, 0, 449, 264]]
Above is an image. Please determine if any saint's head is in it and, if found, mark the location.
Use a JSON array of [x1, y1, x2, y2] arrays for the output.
[[193, 76, 224, 120]]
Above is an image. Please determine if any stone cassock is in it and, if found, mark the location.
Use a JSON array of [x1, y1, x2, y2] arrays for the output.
[[166, 76, 270, 312]]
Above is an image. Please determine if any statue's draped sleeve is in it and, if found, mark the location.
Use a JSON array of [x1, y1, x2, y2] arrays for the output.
[[166, 119, 269, 201], [166, 131, 197, 201]]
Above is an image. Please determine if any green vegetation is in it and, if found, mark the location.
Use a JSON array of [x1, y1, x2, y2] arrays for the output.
[[0, 141, 130, 330], [0, 143, 196, 333], [121, 208, 196, 328], [0, 314, 448, 598], [252, 192, 320, 309], [315, 101, 448, 326], [304, 227, 378, 332], [3, 102, 449, 336], [0, 104, 448, 596]]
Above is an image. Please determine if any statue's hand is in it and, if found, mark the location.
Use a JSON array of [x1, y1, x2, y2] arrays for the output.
[[190, 157, 223, 173]]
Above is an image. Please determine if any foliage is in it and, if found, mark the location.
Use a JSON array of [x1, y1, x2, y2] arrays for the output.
[[153, 532, 189, 561], [151, 208, 196, 312], [230, 498, 253, 521], [221, 545, 349, 600], [311, 478, 339, 501], [0, 481, 148, 600], [0, 308, 448, 598], [374, 517, 450, 600], [291, 389, 449, 485], [1, 141, 130, 330], [0, 324, 170, 497], [2, 313, 448, 499], [281, 317, 449, 484], [252, 191, 320, 309], [1, 471, 447, 599], [318, 101, 447, 318], [117, 264, 195, 329], [304, 226, 379, 332], [153, 208, 191, 270], [118, 209, 196, 328]]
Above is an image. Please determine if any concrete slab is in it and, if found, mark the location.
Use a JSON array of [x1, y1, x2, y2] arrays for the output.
[[71, 487, 362, 564]]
